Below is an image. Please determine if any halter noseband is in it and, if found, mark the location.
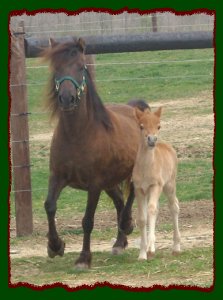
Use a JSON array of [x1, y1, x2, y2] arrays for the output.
[[55, 66, 87, 102]]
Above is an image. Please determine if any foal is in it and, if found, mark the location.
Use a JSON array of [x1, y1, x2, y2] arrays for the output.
[[132, 107, 181, 260]]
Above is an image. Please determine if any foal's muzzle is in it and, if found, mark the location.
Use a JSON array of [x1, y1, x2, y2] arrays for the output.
[[147, 135, 157, 147]]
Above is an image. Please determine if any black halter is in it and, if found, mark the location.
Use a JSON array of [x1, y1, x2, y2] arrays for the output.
[[55, 66, 87, 102]]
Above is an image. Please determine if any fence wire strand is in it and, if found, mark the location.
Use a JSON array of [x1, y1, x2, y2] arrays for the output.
[[25, 23, 213, 35], [26, 58, 214, 70]]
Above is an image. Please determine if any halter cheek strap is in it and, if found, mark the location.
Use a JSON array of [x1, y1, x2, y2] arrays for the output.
[[55, 66, 87, 100]]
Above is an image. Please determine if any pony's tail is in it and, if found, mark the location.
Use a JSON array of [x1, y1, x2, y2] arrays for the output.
[[119, 175, 131, 199], [119, 176, 135, 235], [127, 99, 151, 111]]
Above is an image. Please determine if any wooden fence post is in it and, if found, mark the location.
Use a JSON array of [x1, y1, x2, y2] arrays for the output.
[[10, 21, 33, 236], [152, 14, 158, 32]]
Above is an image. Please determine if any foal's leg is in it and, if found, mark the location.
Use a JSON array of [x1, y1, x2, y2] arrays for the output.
[[136, 190, 148, 260], [75, 187, 101, 269], [105, 186, 128, 255], [147, 185, 161, 259], [164, 182, 181, 254], [44, 175, 66, 258]]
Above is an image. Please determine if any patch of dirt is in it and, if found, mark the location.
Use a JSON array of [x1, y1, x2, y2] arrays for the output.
[[10, 199, 214, 288], [151, 91, 214, 159], [10, 200, 214, 258], [30, 132, 53, 142]]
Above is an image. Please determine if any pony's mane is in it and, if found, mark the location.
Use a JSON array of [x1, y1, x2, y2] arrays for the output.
[[85, 67, 113, 130], [42, 41, 113, 130]]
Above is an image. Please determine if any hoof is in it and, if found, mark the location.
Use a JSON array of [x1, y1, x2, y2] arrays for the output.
[[138, 256, 147, 261], [138, 251, 147, 260], [112, 246, 124, 255], [47, 241, 65, 258], [75, 262, 90, 270], [75, 251, 91, 269], [112, 237, 128, 255], [172, 250, 181, 256], [147, 251, 155, 260]]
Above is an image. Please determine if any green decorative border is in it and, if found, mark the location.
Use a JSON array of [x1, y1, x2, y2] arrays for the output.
[[1, 0, 222, 298]]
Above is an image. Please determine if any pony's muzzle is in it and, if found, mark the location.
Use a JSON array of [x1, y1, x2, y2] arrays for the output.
[[147, 135, 157, 147], [58, 93, 77, 111]]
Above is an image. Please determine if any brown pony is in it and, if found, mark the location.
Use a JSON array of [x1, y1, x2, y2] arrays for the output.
[[133, 107, 181, 260], [43, 37, 150, 269]]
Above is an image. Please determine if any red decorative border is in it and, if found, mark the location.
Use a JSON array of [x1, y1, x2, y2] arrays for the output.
[[8, 7, 216, 293]]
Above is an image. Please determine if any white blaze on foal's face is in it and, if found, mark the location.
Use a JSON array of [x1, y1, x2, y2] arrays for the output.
[[135, 107, 162, 148]]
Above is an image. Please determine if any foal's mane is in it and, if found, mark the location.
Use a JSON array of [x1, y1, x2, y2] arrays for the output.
[[42, 40, 113, 130]]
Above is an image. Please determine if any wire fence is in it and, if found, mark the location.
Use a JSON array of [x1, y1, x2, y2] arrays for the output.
[[22, 23, 213, 36], [10, 11, 214, 38]]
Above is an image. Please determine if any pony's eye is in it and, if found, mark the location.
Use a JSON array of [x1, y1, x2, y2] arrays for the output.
[[158, 125, 161, 130]]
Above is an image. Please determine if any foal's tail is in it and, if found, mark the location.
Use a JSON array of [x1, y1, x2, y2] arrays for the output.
[[127, 99, 151, 111]]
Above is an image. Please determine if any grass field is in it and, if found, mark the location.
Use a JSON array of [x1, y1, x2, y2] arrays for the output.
[[10, 48, 214, 288]]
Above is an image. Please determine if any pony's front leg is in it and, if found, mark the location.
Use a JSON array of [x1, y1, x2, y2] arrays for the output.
[[75, 187, 101, 269], [44, 175, 66, 258], [136, 191, 148, 260], [147, 185, 161, 259]]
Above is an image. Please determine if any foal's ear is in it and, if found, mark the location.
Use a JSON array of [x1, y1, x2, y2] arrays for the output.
[[77, 38, 86, 52], [154, 107, 162, 118], [134, 107, 144, 122], [49, 38, 59, 48]]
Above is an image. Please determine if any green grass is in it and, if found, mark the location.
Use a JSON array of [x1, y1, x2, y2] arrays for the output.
[[95, 49, 213, 103], [10, 247, 213, 287], [177, 159, 213, 201]]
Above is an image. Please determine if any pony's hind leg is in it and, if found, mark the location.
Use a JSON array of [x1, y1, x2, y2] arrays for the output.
[[44, 175, 66, 258], [163, 182, 181, 255], [105, 186, 128, 255], [75, 187, 101, 269], [119, 182, 135, 235]]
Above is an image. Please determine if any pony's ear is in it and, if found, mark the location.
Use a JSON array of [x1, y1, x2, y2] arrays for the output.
[[77, 38, 86, 52], [49, 38, 59, 48], [154, 107, 162, 118]]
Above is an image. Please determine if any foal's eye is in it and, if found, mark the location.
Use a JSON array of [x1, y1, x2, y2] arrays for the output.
[[158, 125, 161, 130]]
